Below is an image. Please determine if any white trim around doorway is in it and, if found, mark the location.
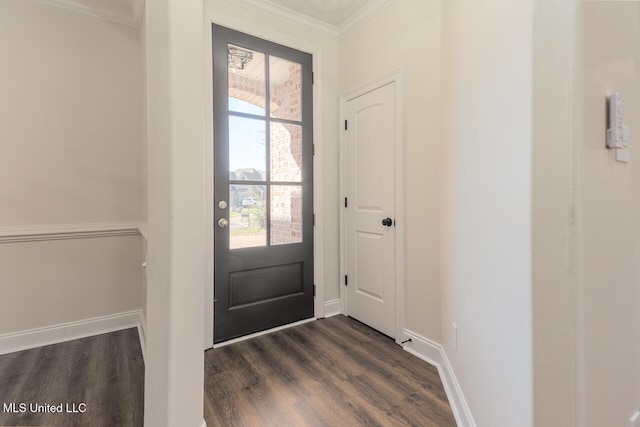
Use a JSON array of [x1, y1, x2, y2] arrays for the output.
[[339, 69, 406, 343], [203, 9, 326, 349]]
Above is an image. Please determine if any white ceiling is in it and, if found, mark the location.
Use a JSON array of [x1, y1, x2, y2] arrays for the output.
[[33, 0, 392, 34], [232, 0, 395, 37], [263, 0, 375, 27]]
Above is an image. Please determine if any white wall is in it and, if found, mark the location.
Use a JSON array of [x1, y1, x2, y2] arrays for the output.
[[440, 1, 534, 426], [144, 0, 205, 426], [0, 0, 144, 226], [339, 0, 442, 341], [143, 0, 172, 422], [0, 235, 143, 335], [0, 0, 145, 337], [140, 4, 149, 327], [580, 2, 640, 425], [531, 0, 578, 425]]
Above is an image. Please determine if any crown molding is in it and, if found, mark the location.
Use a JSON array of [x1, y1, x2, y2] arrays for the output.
[[338, 0, 395, 39], [32, 0, 144, 28], [229, 0, 397, 38], [229, 0, 340, 37]]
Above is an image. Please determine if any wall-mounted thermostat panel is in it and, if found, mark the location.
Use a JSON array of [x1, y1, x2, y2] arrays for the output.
[[607, 92, 630, 163]]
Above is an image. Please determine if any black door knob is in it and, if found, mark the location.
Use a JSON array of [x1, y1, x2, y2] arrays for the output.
[[382, 218, 393, 227]]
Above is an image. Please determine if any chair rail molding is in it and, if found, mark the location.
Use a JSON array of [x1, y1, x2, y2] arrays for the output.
[[0, 222, 144, 244]]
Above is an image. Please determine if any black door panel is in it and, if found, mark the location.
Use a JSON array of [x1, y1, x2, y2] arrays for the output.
[[212, 25, 314, 343]]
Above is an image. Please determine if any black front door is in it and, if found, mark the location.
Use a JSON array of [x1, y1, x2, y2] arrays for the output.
[[212, 25, 314, 343]]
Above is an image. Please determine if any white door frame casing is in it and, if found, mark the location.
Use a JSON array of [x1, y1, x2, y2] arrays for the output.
[[203, 9, 326, 349], [339, 70, 406, 343]]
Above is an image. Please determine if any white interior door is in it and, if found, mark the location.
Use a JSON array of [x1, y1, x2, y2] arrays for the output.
[[345, 82, 396, 338]]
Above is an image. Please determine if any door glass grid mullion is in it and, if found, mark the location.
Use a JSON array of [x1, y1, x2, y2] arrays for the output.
[[270, 117, 304, 127], [225, 43, 306, 250], [228, 111, 266, 121], [265, 52, 271, 247]]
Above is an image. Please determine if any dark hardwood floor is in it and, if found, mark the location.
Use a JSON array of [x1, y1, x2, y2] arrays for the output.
[[0, 317, 455, 426], [0, 328, 144, 427], [205, 315, 457, 427]]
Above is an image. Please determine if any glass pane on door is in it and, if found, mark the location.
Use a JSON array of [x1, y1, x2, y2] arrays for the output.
[[230, 184, 267, 249], [228, 44, 266, 116], [270, 123, 302, 182], [229, 116, 266, 181], [270, 185, 302, 245], [269, 56, 302, 122]]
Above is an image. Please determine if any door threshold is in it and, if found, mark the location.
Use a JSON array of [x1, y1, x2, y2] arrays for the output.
[[213, 317, 316, 349]]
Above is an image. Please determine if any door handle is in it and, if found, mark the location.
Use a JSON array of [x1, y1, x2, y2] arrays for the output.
[[382, 218, 393, 227], [218, 218, 229, 228]]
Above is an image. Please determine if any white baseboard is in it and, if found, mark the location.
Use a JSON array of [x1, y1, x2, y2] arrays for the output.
[[400, 328, 476, 427], [0, 310, 144, 356], [323, 299, 342, 318]]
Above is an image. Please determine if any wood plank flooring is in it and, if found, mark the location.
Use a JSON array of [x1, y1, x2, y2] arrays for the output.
[[0, 328, 144, 427], [205, 315, 457, 427], [0, 317, 455, 426]]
